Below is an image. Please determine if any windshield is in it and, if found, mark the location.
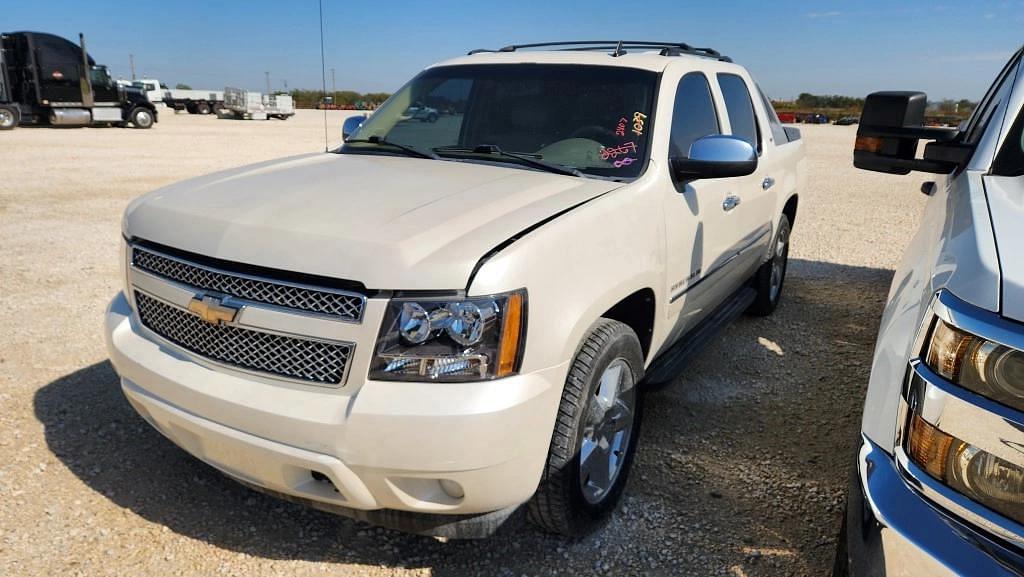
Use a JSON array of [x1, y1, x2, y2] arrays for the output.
[[343, 64, 658, 179]]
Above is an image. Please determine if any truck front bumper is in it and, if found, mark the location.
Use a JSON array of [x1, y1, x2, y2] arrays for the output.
[[104, 291, 567, 536], [841, 436, 1024, 576]]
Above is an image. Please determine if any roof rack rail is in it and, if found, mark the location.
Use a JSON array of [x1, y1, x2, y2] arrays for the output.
[[467, 40, 732, 62]]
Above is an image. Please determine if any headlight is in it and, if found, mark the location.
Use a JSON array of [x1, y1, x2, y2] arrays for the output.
[[907, 414, 1024, 525], [370, 290, 526, 381], [926, 319, 1024, 412]]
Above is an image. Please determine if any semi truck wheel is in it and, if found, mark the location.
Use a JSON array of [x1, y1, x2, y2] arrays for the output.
[[196, 102, 211, 115], [528, 319, 645, 537], [129, 107, 155, 129], [0, 105, 19, 130]]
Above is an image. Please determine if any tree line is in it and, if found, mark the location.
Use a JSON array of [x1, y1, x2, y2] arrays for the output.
[[774, 93, 978, 118]]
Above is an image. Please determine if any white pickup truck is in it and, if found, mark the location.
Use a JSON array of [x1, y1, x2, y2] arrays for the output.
[[105, 41, 805, 538], [835, 48, 1024, 575]]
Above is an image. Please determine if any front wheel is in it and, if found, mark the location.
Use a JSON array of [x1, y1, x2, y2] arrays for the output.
[[527, 319, 645, 537], [0, 104, 19, 130], [747, 213, 791, 316], [129, 107, 155, 129]]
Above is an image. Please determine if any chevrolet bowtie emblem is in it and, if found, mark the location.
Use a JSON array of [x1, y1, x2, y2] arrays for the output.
[[187, 294, 240, 325]]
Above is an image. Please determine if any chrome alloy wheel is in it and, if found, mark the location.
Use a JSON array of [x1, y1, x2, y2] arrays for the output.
[[0, 108, 14, 128], [769, 223, 790, 302], [579, 358, 636, 505]]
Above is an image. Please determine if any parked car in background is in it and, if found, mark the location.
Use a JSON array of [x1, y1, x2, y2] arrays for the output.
[[401, 102, 439, 122], [834, 116, 859, 126], [835, 46, 1024, 576], [105, 40, 805, 539], [804, 113, 829, 124]]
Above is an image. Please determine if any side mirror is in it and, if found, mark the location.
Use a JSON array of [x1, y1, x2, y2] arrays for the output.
[[854, 91, 969, 174], [671, 135, 757, 181], [342, 114, 367, 141]]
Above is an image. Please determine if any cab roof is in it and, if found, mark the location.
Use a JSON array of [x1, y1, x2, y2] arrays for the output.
[[433, 41, 740, 74]]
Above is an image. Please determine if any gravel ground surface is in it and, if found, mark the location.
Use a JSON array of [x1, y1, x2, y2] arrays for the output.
[[1, 111, 928, 576]]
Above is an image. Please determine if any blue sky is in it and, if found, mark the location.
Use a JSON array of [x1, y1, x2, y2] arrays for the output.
[[7, 0, 1021, 100]]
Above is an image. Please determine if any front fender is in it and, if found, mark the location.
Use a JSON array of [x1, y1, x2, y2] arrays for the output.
[[467, 176, 664, 374], [861, 170, 1000, 452]]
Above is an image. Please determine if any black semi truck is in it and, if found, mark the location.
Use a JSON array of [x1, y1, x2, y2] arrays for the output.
[[0, 31, 157, 130]]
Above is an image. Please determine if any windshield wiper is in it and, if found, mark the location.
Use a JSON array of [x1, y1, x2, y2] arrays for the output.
[[435, 144, 584, 177], [345, 135, 440, 160]]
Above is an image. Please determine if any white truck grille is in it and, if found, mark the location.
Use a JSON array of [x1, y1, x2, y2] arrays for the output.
[[134, 292, 353, 385]]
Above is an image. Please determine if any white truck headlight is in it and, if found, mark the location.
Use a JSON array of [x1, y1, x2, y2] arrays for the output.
[[370, 290, 525, 381], [926, 319, 1024, 412], [908, 414, 1024, 525]]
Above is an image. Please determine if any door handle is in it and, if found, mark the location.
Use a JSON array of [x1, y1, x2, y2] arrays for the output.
[[762, 177, 776, 190], [722, 195, 741, 212]]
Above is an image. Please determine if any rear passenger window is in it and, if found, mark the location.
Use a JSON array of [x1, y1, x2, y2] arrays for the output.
[[717, 73, 760, 152], [669, 73, 720, 158]]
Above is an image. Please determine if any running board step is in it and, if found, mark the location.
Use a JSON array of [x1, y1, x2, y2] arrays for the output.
[[642, 286, 756, 386]]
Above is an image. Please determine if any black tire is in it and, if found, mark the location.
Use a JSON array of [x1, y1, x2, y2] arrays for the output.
[[831, 504, 850, 577], [527, 319, 645, 537], [0, 104, 19, 130], [129, 107, 155, 129], [196, 102, 211, 115], [747, 213, 791, 316], [427, 112, 438, 123]]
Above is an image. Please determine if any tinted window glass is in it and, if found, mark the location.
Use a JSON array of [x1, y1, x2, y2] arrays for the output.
[[758, 86, 790, 144], [992, 108, 1024, 176], [718, 73, 759, 150], [347, 65, 658, 178], [669, 73, 719, 157]]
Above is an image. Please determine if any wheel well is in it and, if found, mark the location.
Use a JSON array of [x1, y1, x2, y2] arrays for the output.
[[783, 195, 798, 227], [601, 288, 655, 359]]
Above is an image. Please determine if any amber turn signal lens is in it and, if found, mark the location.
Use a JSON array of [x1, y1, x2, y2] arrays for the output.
[[926, 320, 975, 381], [907, 413, 959, 480], [854, 136, 884, 153], [497, 292, 523, 377]]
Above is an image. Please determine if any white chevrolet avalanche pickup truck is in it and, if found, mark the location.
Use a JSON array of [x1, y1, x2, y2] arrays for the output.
[[104, 41, 805, 538], [835, 47, 1024, 575]]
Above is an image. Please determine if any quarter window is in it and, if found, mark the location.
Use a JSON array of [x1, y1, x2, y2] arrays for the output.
[[757, 86, 790, 144], [669, 73, 720, 158], [717, 73, 760, 152]]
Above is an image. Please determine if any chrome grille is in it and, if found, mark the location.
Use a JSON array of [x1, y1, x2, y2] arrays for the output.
[[131, 246, 365, 321], [135, 292, 353, 385]]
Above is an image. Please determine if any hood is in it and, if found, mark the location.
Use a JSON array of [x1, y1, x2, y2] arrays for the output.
[[125, 153, 621, 290], [984, 175, 1024, 322]]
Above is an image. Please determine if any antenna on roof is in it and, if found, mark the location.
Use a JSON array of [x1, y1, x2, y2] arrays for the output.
[[613, 40, 624, 57], [318, 0, 329, 152]]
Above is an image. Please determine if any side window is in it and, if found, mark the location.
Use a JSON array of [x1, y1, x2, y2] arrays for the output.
[[717, 73, 760, 152], [669, 72, 720, 158], [757, 85, 790, 145], [992, 107, 1024, 176], [965, 52, 1021, 145]]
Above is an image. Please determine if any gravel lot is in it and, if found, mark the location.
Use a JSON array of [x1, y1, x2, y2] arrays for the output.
[[1, 111, 927, 576]]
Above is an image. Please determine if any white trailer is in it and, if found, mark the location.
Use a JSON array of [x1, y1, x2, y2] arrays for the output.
[[222, 87, 294, 120], [163, 89, 225, 115]]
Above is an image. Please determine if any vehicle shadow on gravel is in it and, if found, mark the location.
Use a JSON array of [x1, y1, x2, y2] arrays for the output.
[[33, 258, 892, 576]]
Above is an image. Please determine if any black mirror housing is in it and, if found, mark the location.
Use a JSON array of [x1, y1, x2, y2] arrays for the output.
[[854, 91, 964, 174]]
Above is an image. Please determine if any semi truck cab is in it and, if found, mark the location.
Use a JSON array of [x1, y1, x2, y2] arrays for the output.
[[0, 31, 157, 130]]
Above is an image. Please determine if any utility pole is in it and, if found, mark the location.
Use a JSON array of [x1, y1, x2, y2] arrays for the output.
[[264, 71, 270, 94], [330, 67, 336, 93], [129, 54, 136, 80]]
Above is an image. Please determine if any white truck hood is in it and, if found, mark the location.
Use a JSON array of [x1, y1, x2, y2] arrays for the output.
[[124, 153, 620, 290], [984, 175, 1024, 322]]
